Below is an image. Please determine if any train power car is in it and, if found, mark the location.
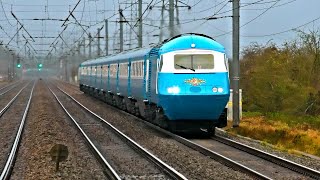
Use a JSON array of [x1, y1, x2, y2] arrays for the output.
[[79, 33, 230, 134]]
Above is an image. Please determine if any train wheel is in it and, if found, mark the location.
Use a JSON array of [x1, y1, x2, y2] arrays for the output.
[[144, 105, 155, 122], [121, 98, 127, 111], [207, 127, 216, 136], [155, 108, 168, 129], [125, 99, 135, 114]]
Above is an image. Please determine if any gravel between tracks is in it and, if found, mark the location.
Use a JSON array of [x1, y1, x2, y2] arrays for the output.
[[11, 80, 106, 179], [59, 82, 252, 180]]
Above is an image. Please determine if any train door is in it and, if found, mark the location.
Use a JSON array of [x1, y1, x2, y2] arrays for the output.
[[156, 55, 163, 95]]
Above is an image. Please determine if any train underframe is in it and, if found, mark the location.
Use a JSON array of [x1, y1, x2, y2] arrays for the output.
[[80, 84, 227, 135]]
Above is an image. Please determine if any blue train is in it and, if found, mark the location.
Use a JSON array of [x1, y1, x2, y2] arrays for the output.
[[79, 33, 230, 134]]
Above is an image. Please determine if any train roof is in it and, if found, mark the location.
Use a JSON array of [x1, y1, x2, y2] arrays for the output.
[[81, 33, 225, 67], [159, 33, 225, 54], [81, 47, 152, 66]]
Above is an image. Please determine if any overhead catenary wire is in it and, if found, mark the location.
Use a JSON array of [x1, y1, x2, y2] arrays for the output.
[[242, 15, 320, 37], [215, 0, 282, 38], [0, 0, 317, 60], [0, 0, 15, 27], [242, 0, 297, 10]]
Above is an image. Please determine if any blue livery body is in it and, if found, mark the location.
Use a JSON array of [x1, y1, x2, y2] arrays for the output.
[[79, 33, 230, 133]]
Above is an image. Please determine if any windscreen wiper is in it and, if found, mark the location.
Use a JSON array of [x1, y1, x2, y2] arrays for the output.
[[175, 64, 195, 72]]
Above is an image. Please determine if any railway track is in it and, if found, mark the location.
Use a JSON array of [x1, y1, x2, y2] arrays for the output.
[[0, 81, 21, 96], [211, 134, 320, 179], [58, 81, 320, 179], [0, 81, 34, 179], [133, 117, 320, 179], [128, 115, 320, 179], [48, 82, 187, 180]]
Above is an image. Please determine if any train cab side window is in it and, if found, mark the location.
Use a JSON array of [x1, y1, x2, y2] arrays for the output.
[[159, 56, 163, 72], [224, 55, 229, 71]]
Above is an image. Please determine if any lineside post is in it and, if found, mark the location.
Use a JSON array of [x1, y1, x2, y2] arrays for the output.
[[138, 0, 143, 47], [97, 28, 101, 57], [105, 19, 108, 56], [119, 9, 124, 52], [88, 33, 92, 59], [232, 0, 240, 127]]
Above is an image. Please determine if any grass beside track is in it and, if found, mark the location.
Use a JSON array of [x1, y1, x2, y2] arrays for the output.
[[224, 112, 320, 157]]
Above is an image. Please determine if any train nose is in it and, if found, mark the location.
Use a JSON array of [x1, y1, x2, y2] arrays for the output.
[[159, 94, 229, 120]]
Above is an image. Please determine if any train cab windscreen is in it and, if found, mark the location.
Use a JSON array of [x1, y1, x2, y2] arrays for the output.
[[174, 54, 214, 70]]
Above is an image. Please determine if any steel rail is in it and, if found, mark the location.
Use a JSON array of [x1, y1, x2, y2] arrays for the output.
[[63, 82, 270, 179], [64, 81, 320, 179], [47, 86, 122, 180], [146, 124, 271, 180], [0, 81, 20, 92], [0, 81, 35, 180], [0, 81, 21, 96], [213, 135, 320, 179], [56, 86, 187, 180], [0, 83, 29, 118], [71, 90, 271, 179]]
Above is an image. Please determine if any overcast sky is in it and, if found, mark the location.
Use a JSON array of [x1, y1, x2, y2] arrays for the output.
[[0, 0, 319, 58]]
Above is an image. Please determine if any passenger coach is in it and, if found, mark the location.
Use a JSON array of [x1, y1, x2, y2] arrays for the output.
[[79, 33, 230, 134]]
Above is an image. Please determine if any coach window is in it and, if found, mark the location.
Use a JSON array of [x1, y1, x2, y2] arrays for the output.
[[109, 64, 116, 77], [96, 66, 101, 76], [134, 62, 137, 76], [138, 61, 141, 77], [136, 61, 140, 77], [140, 61, 143, 77], [89, 66, 92, 75], [131, 62, 135, 77], [84, 67, 87, 75], [119, 63, 128, 77], [94, 66, 97, 74], [102, 65, 108, 76]]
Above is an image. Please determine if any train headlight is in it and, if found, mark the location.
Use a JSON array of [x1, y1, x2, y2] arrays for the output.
[[167, 86, 180, 94], [212, 87, 223, 93], [212, 87, 218, 93]]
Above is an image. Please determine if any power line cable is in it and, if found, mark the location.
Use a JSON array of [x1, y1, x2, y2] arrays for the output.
[[215, 0, 281, 37], [240, 0, 280, 28], [133, 0, 155, 27], [193, 0, 228, 14], [242, 15, 320, 37], [0, 0, 14, 27], [242, 0, 297, 10]]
